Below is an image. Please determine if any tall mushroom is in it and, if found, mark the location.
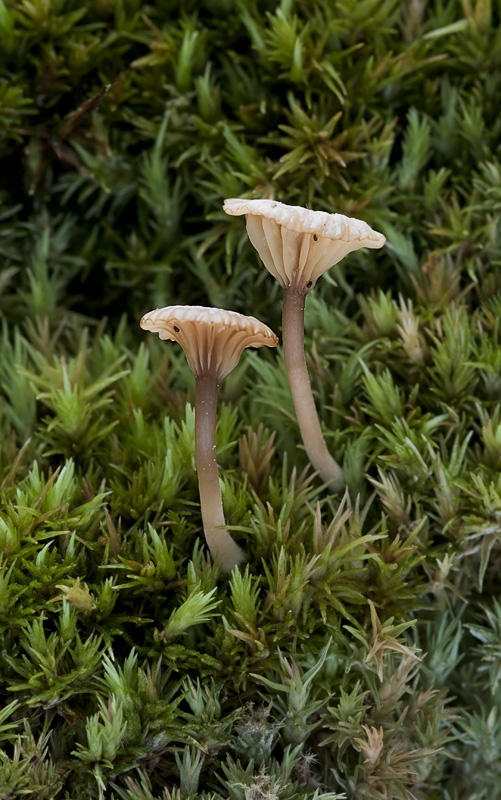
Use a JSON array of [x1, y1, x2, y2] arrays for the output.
[[223, 198, 385, 491], [140, 305, 278, 572]]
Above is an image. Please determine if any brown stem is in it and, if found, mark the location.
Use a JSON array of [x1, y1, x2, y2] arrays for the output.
[[195, 371, 245, 571], [282, 287, 344, 491]]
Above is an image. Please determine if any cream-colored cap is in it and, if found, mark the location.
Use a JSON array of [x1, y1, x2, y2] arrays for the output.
[[140, 305, 278, 380], [223, 198, 385, 292]]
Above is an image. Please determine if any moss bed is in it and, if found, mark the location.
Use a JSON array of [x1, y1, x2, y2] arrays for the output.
[[1, 1, 501, 797]]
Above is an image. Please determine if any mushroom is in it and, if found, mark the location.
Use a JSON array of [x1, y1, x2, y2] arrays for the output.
[[223, 198, 386, 490], [140, 305, 278, 572]]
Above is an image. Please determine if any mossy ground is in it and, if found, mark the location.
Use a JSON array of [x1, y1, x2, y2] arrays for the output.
[[1, 1, 501, 798]]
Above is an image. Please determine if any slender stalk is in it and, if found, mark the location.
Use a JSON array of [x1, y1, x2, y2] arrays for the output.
[[195, 371, 245, 571], [282, 287, 344, 491]]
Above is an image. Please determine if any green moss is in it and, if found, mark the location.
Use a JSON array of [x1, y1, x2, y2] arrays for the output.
[[1, 0, 501, 797]]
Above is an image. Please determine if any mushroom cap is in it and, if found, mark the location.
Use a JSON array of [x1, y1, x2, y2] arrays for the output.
[[140, 305, 278, 380], [223, 198, 386, 292]]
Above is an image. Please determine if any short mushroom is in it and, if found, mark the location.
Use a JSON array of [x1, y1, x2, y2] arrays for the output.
[[223, 198, 385, 491], [140, 305, 278, 572]]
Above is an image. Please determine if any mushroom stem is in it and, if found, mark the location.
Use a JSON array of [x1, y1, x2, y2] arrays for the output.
[[195, 371, 245, 571], [282, 287, 344, 491]]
